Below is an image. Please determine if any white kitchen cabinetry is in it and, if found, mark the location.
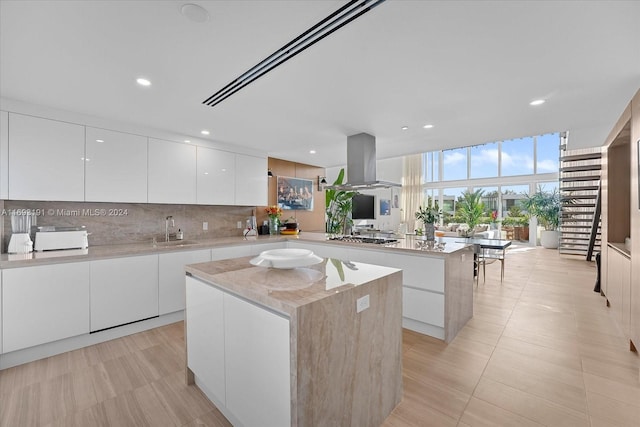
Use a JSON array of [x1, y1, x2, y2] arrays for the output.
[[0, 110, 8, 199], [197, 147, 235, 205], [2, 262, 90, 352], [8, 113, 85, 201], [186, 276, 227, 406], [235, 154, 267, 206], [85, 127, 148, 202], [148, 138, 197, 204], [159, 249, 210, 315], [211, 245, 252, 261], [223, 293, 290, 427], [249, 241, 287, 255], [90, 254, 159, 331], [287, 241, 351, 260], [186, 276, 290, 427]]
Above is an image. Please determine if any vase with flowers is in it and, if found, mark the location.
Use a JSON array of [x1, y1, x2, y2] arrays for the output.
[[489, 210, 499, 230], [265, 205, 282, 235]]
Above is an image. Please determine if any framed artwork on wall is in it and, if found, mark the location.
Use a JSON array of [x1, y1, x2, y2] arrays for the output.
[[379, 199, 390, 216], [277, 176, 314, 211]]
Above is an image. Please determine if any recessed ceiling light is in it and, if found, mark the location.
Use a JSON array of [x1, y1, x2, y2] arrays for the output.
[[530, 99, 545, 106], [423, 124, 434, 129], [204, 172, 209, 175], [401, 126, 409, 131], [184, 139, 191, 143], [181, 3, 210, 23], [309, 150, 316, 154], [96, 139, 104, 143], [201, 130, 210, 135], [136, 77, 151, 87], [221, 168, 227, 172]]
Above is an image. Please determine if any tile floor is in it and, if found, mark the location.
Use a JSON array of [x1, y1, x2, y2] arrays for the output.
[[0, 245, 638, 426]]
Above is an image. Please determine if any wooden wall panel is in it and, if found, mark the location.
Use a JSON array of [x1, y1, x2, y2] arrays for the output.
[[629, 89, 640, 358], [258, 158, 326, 232]]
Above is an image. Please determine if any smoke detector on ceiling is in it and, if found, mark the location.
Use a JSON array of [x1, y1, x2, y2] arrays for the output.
[[181, 3, 210, 23]]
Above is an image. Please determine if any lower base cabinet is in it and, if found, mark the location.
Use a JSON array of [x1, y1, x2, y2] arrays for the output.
[[186, 276, 290, 427], [90, 254, 159, 331], [159, 249, 211, 315], [2, 262, 90, 352]]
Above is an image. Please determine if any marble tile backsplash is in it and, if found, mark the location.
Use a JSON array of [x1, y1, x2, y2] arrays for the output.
[[1, 200, 255, 251]]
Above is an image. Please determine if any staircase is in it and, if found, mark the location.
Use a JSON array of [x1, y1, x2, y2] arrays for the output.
[[558, 147, 602, 260]]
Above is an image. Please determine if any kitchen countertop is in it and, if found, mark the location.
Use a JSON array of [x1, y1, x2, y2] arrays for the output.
[[185, 255, 401, 317], [0, 232, 470, 269]]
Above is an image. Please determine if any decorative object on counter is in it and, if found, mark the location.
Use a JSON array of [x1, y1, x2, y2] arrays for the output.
[[277, 176, 314, 210], [325, 168, 357, 235], [176, 229, 184, 240], [265, 205, 283, 235], [415, 204, 441, 241], [489, 210, 499, 229], [521, 185, 560, 248], [280, 217, 300, 235], [249, 248, 323, 269], [457, 189, 485, 237]]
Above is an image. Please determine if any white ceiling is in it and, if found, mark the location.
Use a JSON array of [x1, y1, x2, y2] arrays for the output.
[[1, 0, 639, 168]]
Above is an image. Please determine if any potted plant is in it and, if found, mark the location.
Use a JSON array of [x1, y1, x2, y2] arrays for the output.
[[456, 189, 485, 237], [415, 204, 441, 241], [325, 168, 357, 235], [522, 186, 560, 248]]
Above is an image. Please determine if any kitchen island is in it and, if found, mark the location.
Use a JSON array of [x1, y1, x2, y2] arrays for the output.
[[184, 255, 403, 427]]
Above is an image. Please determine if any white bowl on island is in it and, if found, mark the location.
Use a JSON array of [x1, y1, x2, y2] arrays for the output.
[[250, 248, 323, 269]]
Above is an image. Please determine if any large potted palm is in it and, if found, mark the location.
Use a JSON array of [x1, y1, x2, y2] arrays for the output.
[[522, 187, 560, 248], [456, 189, 485, 237]]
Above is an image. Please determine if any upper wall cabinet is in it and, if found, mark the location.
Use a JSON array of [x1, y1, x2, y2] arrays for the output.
[[85, 127, 148, 203], [235, 154, 267, 206], [8, 113, 85, 201], [0, 111, 8, 198], [148, 138, 197, 204], [197, 147, 235, 205]]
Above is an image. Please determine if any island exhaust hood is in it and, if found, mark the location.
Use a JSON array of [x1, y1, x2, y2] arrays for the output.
[[325, 133, 401, 190]]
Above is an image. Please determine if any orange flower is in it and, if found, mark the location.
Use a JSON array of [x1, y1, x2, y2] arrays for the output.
[[265, 205, 282, 218]]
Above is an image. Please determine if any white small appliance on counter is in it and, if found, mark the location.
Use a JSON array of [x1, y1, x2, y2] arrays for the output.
[[34, 226, 89, 251], [8, 211, 36, 254]]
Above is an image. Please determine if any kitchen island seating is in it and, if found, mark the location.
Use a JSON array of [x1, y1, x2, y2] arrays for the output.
[[461, 238, 512, 285]]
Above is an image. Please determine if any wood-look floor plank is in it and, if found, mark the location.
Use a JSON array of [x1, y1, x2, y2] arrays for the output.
[[1, 247, 638, 427]]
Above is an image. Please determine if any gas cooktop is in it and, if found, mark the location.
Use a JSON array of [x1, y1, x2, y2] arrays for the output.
[[328, 236, 398, 245]]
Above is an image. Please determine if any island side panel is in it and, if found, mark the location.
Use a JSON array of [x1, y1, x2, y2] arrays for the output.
[[444, 246, 474, 342], [294, 271, 403, 426]]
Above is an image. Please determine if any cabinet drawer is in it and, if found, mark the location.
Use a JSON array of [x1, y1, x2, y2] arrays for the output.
[[402, 287, 444, 327], [2, 262, 90, 352], [349, 248, 445, 292]]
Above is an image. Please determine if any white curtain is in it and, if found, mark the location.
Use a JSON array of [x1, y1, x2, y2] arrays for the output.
[[401, 154, 424, 232]]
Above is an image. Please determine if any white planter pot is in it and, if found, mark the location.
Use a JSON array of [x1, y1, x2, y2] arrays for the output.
[[540, 230, 559, 249]]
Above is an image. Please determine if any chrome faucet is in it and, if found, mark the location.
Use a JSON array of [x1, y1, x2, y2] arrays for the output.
[[165, 216, 175, 242]]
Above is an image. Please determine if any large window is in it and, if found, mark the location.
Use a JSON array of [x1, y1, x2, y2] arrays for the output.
[[536, 134, 559, 173], [442, 148, 467, 181], [470, 142, 499, 179], [501, 185, 529, 215], [420, 132, 560, 233], [473, 186, 499, 212], [501, 137, 534, 176], [441, 187, 467, 222]]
